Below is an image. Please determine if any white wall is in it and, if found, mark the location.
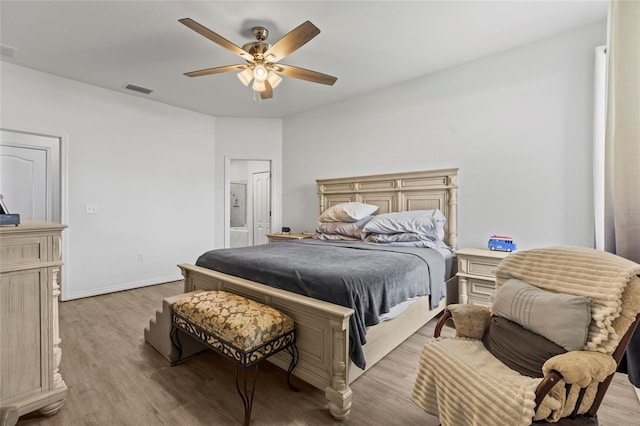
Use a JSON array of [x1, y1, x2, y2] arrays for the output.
[[0, 20, 604, 299], [214, 118, 282, 249], [282, 22, 606, 250], [1, 63, 217, 300]]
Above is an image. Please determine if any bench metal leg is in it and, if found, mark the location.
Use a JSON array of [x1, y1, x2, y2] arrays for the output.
[[285, 343, 300, 392], [235, 364, 259, 426], [171, 308, 297, 424]]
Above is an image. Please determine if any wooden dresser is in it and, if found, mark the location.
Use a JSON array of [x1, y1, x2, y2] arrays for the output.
[[455, 247, 510, 306], [0, 221, 67, 426]]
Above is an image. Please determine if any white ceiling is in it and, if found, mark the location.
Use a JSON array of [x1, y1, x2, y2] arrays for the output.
[[0, 1, 608, 118]]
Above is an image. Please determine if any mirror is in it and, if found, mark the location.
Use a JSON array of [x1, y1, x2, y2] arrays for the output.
[[229, 183, 246, 227], [226, 159, 272, 248]]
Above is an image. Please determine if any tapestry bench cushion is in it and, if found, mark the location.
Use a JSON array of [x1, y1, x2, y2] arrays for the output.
[[172, 290, 294, 352]]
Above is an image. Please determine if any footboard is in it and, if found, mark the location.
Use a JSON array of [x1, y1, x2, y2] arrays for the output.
[[178, 263, 354, 419]]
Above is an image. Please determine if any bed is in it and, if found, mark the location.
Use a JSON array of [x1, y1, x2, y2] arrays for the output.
[[178, 168, 458, 419]]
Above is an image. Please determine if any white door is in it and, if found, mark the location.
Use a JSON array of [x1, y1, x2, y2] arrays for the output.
[[252, 171, 271, 245], [0, 130, 60, 222]]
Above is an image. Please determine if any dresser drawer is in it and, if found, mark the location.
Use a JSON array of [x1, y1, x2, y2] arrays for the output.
[[268, 235, 298, 243], [467, 258, 501, 278], [456, 248, 509, 305], [468, 278, 496, 300], [267, 233, 314, 243], [467, 296, 491, 307], [0, 236, 48, 270]]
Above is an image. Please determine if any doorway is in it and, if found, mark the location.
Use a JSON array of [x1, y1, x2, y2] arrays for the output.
[[225, 159, 272, 248]]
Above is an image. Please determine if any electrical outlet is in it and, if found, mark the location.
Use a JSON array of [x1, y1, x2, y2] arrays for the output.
[[85, 204, 98, 214], [137, 253, 144, 262]]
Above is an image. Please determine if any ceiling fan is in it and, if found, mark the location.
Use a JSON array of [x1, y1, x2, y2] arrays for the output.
[[179, 18, 338, 100]]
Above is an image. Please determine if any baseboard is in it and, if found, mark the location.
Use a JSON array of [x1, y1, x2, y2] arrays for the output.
[[62, 274, 183, 301]]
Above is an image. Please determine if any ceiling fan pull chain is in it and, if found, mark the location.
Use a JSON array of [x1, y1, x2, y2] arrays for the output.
[[253, 90, 262, 104]]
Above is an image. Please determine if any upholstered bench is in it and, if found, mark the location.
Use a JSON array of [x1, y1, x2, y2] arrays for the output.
[[170, 290, 298, 425]]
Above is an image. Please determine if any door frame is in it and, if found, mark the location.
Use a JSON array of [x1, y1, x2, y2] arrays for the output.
[[1, 123, 69, 299], [224, 156, 273, 248]]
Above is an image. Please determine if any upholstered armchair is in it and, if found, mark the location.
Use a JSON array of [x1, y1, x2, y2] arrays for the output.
[[412, 246, 640, 426]]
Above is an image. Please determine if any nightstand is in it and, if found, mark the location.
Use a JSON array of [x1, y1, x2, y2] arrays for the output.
[[266, 232, 314, 243], [455, 248, 511, 306]]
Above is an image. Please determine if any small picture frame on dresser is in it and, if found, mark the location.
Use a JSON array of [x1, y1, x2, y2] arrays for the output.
[[0, 194, 9, 214], [0, 195, 20, 226]]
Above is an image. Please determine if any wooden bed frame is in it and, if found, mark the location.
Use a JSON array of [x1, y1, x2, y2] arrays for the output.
[[178, 168, 458, 419]]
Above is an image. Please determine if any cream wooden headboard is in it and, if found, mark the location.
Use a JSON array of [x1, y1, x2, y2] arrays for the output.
[[316, 168, 458, 248]]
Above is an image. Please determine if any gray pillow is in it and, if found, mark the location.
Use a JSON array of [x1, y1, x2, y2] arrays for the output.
[[365, 232, 433, 243], [315, 216, 371, 240], [492, 278, 592, 351], [312, 233, 361, 241], [482, 315, 567, 378], [365, 232, 451, 248], [362, 209, 446, 240]]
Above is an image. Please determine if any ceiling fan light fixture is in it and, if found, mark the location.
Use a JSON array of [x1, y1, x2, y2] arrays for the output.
[[267, 71, 282, 89], [252, 79, 266, 92], [253, 64, 268, 82], [180, 18, 337, 100], [237, 67, 254, 86]]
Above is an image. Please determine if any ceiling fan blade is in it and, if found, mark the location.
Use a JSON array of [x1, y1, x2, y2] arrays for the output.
[[184, 64, 246, 77], [273, 64, 337, 86], [179, 18, 254, 62], [264, 21, 320, 62], [260, 80, 273, 100]]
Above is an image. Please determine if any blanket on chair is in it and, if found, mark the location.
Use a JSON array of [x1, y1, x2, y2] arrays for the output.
[[412, 338, 540, 426], [412, 246, 640, 425], [495, 246, 640, 355]]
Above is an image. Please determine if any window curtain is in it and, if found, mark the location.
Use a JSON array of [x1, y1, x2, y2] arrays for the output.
[[604, 0, 640, 263], [593, 45, 607, 250], [604, 0, 640, 393]]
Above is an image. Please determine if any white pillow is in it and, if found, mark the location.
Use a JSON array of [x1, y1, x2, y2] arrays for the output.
[[319, 202, 379, 223], [362, 209, 447, 240]]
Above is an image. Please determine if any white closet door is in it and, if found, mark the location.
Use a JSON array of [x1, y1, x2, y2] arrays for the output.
[[0, 130, 60, 222], [252, 171, 271, 245]]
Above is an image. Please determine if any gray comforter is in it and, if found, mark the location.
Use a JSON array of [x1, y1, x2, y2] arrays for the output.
[[195, 239, 445, 369]]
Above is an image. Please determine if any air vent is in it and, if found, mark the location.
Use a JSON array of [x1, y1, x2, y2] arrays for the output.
[[123, 83, 154, 95], [0, 44, 18, 58]]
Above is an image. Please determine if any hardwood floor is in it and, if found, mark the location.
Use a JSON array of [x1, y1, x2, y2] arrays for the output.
[[16, 281, 640, 425]]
